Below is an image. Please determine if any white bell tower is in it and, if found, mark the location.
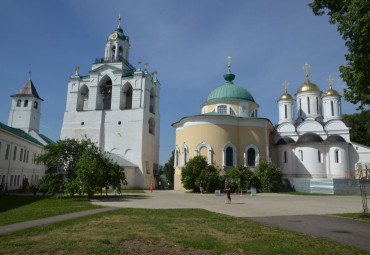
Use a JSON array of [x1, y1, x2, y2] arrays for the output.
[[322, 75, 342, 122], [104, 14, 130, 62], [278, 80, 295, 124], [8, 73, 43, 133]]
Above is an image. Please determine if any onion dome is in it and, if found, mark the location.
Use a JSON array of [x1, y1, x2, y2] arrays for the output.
[[279, 81, 294, 100], [297, 75, 321, 93], [275, 136, 295, 145], [323, 76, 340, 97], [297, 132, 323, 143], [205, 70, 255, 103], [326, 135, 346, 143], [107, 14, 127, 41]]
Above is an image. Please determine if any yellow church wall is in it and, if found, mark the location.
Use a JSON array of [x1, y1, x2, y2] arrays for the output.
[[174, 118, 274, 190]]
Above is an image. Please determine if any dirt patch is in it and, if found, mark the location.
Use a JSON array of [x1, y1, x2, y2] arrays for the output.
[[119, 240, 212, 254]]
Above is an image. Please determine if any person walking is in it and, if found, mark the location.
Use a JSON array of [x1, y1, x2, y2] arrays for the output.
[[150, 183, 154, 193], [199, 180, 204, 194], [225, 182, 231, 204]]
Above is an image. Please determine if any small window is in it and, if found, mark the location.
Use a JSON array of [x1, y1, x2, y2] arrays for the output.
[[299, 150, 303, 161], [175, 149, 179, 167], [33, 101, 38, 109], [24, 100, 28, 107], [217, 105, 227, 114], [26, 151, 29, 163], [20, 149, 23, 162], [284, 105, 287, 119], [318, 151, 321, 163], [149, 118, 155, 135], [284, 151, 287, 163], [146, 161, 150, 174], [335, 150, 339, 163], [16, 100, 21, 107], [13, 146, 17, 160], [118, 121, 121, 125], [316, 97, 319, 114], [331, 101, 334, 116], [307, 97, 310, 114], [5, 144, 10, 160]]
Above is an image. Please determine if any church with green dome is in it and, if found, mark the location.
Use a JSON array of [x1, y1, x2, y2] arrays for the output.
[[172, 60, 370, 193]]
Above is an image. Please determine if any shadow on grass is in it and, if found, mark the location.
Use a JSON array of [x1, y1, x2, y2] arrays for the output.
[[91, 195, 149, 202], [0, 195, 49, 213]]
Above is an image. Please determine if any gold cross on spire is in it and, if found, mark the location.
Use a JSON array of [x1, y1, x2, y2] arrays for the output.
[[118, 13, 122, 28], [282, 80, 290, 93], [227, 56, 231, 71], [326, 75, 334, 89], [302, 62, 311, 78]]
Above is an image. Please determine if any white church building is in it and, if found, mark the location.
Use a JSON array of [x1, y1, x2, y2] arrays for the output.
[[60, 16, 160, 189]]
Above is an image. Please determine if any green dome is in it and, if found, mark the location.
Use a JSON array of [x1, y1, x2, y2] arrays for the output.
[[107, 27, 126, 41], [205, 72, 255, 103]]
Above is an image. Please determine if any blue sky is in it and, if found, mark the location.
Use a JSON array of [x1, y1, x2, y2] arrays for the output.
[[0, 0, 361, 165]]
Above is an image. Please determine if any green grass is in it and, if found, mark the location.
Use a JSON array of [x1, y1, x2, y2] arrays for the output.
[[0, 195, 103, 226], [0, 208, 368, 254], [334, 213, 370, 222]]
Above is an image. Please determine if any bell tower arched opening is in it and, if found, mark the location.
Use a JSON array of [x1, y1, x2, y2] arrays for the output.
[[98, 77, 112, 110]]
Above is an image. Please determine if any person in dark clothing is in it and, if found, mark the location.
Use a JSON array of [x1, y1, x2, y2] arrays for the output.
[[199, 180, 204, 194], [225, 182, 231, 204]]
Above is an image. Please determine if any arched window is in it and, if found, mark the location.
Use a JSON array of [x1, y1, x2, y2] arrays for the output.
[[229, 108, 236, 115], [118, 46, 123, 58], [148, 118, 155, 135], [316, 97, 319, 114], [299, 150, 303, 161], [334, 149, 340, 163], [307, 97, 310, 114], [195, 141, 213, 165], [17, 99, 21, 107], [24, 100, 28, 107], [331, 101, 334, 116], [111, 46, 116, 61], [318, 150, 322, 163], [284, 151, 287, 163], [121, 83, 133, 110], [174, 146, 180, 167], [77, 85, 89, 111], [33, 101, 38, 109], [284, 105, 287, 119], [217, 105, 227, 114], [226, 147, 233, 166], [299, 99, 302, 116], [247, 148, 256, 166], [183, 144, 189, 166], [100, 78, 112, 110], [150, 88, 155, 114]]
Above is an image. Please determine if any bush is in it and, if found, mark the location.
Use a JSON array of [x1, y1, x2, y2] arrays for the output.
[[255, 160, 282, 192]]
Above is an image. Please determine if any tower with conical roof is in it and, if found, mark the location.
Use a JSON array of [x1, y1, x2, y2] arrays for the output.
[[322, 75, 342, 122], [8, 73, 43, 133]]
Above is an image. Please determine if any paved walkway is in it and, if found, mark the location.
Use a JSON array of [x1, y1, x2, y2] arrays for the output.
[[0, 207, 118, 235], [1, 191, 369, 251]]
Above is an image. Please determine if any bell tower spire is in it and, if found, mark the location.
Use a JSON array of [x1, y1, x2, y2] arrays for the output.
[[104, 14, 130, 62]]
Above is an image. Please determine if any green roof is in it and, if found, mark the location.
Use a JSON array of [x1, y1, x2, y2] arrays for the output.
[[0, 122, 44, 146], [205, 71, 255, 104], [107, 27, 126, 41], [38, 133, 56, 145]]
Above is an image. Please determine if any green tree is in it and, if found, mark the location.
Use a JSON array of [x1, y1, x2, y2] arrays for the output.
[[255, 161, 282, 192], [309, 0, 370, 109], [200, 165, 223, 193], [227, 165, 255, 192], [343, 110, 370, 146], [36, 173, 64, 194], [181, 156, 208, 192], [163, 150, 175, 187], [36, 138, 127, 197]]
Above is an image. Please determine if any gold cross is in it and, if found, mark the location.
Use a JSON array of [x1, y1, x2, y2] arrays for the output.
[[75, 66, 79, 72], [302, 62, 311, 77], [118, 13, 121, 28], [282, 80, 290, 93], [227, 56, 231, 71], [326, 75, 334, 88]]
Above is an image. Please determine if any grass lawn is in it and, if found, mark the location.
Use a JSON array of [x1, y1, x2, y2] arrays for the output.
[[0, 195, 103, 226], [0, 208, 368, 255], [335, 213, 370, 222]]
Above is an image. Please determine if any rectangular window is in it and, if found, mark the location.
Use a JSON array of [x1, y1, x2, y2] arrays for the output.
[[153, 163, 159, 175], [13, 146, 17, 160], [20, 149, 23, 161], [23, 150, 27, 162], [217, 105, 227, 114], [307, 97, 310, 114], [335, 150, 339, 163], [26, 151, 29, 163], [5, 144, 10, 160], [318, 151, 321, 163]]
